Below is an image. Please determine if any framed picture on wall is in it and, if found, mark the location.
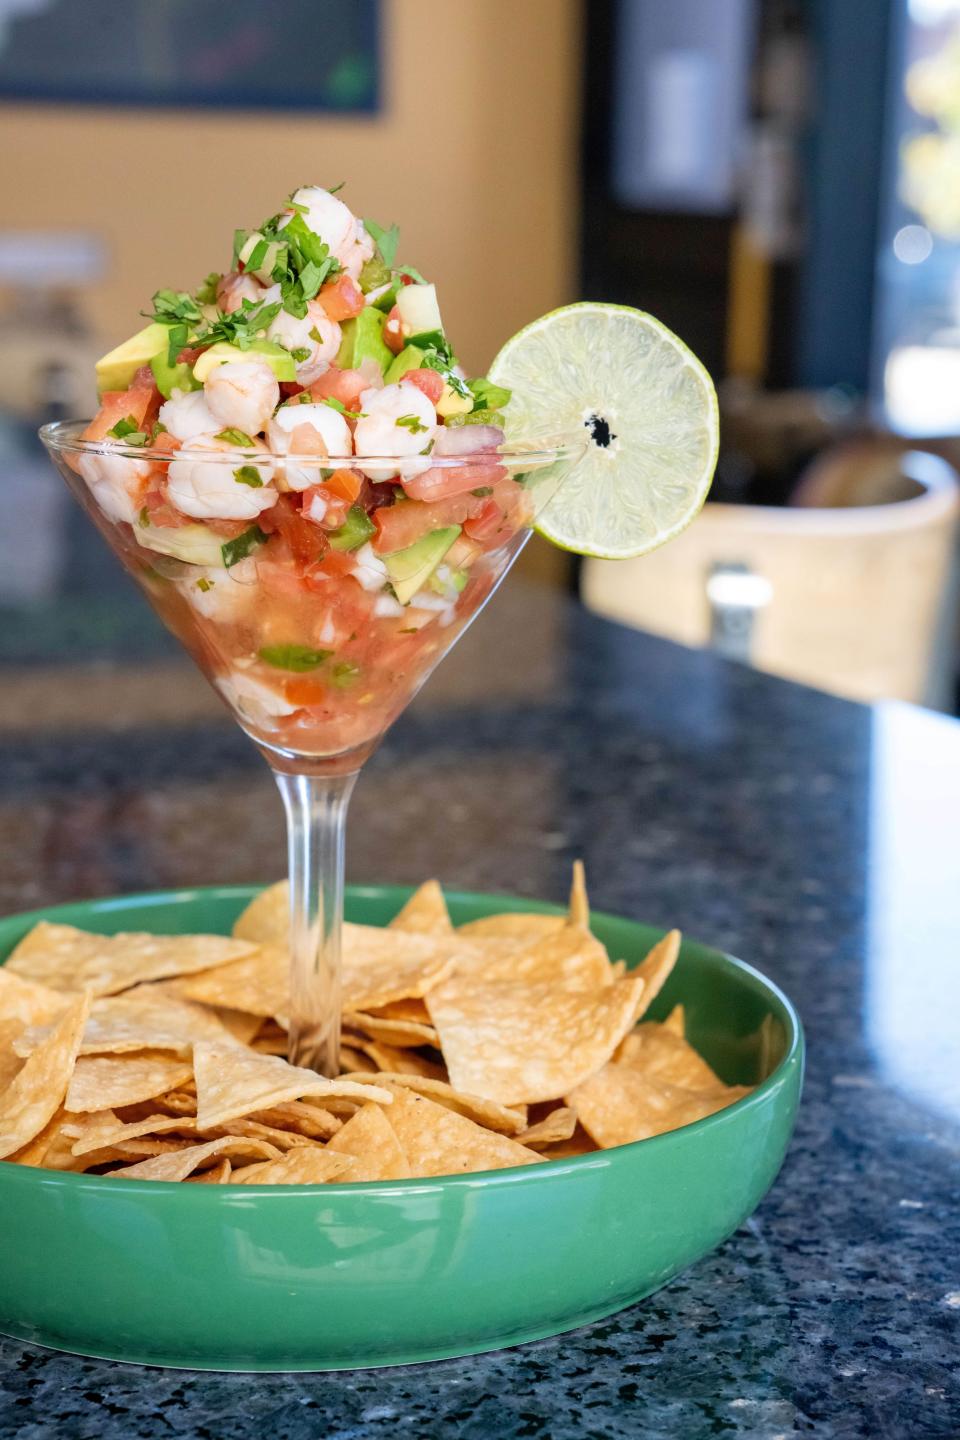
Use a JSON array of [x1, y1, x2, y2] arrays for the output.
[[0, 0, 380, 112]]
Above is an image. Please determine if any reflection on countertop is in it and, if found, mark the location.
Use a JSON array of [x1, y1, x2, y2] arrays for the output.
[[0, 549, 957, 1436]]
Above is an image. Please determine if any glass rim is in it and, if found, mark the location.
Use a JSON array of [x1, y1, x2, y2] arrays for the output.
[[39, 419, 587, 471]]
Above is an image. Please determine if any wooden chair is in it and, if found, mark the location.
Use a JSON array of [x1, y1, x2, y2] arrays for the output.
[[581, 443, 960, 707]]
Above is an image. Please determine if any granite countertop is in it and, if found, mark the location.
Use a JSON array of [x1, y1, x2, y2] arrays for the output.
[[0, 571, 957, 1439]]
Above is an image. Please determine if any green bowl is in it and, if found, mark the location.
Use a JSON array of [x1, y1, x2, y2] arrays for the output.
[[0, 886, 803, 1371]]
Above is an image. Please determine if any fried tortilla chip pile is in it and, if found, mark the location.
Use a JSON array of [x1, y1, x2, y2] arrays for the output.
[[0, 868, 750, 1183]]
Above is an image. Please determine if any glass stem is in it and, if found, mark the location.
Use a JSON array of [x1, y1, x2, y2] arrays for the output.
[[273, 768, 358, 1076]]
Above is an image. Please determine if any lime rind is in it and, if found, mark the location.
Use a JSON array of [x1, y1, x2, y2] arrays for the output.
[[488, 302, 719, 561]]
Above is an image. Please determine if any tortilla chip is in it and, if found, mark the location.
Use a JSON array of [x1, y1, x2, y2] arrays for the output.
[[369, 998, 431, 1025], [381, 1086, 543, 1177], [339, 1044, 374, 1073], [205, 1117, 317, 1150], [350, 1039, 447, 1080], [186, 1158, 232, 1183], [0, 1020, 25, 1091], [344, 1072, 526, 1133], [149, 1087, 197, 1117], [454, 925, 611, 989], [232, 881, 288, 946], [193, 1042, 391, 1130], [456, 912, 566, 941], [662, 1004, 685, 1038], [252, 1100, 342, 1139], [344, 1010, 439, 1047], [179, 945, 288, 1023], [535, 1125, 598, 1160], [0, 968, 68, 1027], [568, 861, 589, 929], [326, 1102, 410, 1180], [567, 1022, 751, 1148], [0, 993, 90, 1158], [427, 969, 646, 1105], [14, 989, 236, 1059], [109, 1136, 282, 1182], [66, 1051, 194, 1113], [232, 1146, 356, 1185], [389, 881, 453, 936], [210, 1007, 263, 1046], [67, 1108, 189, 1156], [516, 1106, 578, 1148], [630, 930, 681, 1021], [5, 923, 257, 998], [182, 926, 460, 1025]]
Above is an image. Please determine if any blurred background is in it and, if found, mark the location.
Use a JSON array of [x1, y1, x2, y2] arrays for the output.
[[1, 0, 959, 725]]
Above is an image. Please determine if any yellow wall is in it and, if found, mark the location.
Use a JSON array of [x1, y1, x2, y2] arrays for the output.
[[0, 0, 581, 376]]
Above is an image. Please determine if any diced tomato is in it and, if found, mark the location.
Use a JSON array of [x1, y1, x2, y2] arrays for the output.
[[464, 477, 527, 548], [204, 517, 251, 540], [282, 675, 328, 706], [305, 548, 356, 584], [280, 381, 305, 399], [152, 430, 182, 455], [325, 469, 362, 504], [84, 368, 162, 441], [142, 488, 190, 529], [405, 369, 444, 405], [401, 460, 505, 505], [307, 367, 368, 411], [261, 495, 326, 567], [317, 274, 364, 321], [372, 494, 486, 554], [383, 305, 406, 355]]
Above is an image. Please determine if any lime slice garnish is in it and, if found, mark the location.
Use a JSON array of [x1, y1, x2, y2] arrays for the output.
[[488, 302, 719, 559]]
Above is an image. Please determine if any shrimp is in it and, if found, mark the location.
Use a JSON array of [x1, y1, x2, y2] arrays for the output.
[[263, 285, 341, 384], [166, 434, 277, 521], [158, 388, 220, 442], [353, 380, 438, 482], [339, 220, 375, 282], [216, 271, 266, 314], [266, 400, 352, 491], [77, 451, 151, 525], [203, 358, 279, 436], [282, 186, 355, 261], [215, 671, 297, 731], [179, 557, 258, 620]]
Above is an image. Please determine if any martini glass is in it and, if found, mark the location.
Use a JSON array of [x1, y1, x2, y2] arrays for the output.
[[40, 421, 585, 1075]]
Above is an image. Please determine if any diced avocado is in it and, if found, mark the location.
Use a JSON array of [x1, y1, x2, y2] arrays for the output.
[[384, 345, 426, 385], [328, 505, 377, 552], [133, 521, 226, 568], [193, 340, 296, 384], [382, 526, 461, 605], [96, 322, 169, 395], [436, 382, 473, 419], [150, 347, 201, 400], [336, 308, 393, 375], [396, 283, 443, 336]]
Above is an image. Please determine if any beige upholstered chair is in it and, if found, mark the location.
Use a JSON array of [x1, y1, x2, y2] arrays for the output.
[[581, 445, 960, 707]]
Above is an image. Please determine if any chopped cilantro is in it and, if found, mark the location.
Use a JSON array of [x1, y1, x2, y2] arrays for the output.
[[322, 396, 348, 414], [364, 217, 400, 268], [397, 264, 428, 285], [395, 414, 428, 434], [196, 577, 214, 593], [258, 644, 332, 671], [358, 256, 390, 294], [196, 271, 221, 305], [216, 428, 256, 447], [409, 328, 445, 352], [290, 346, 311, 362], [233, 465, 263, 488], [195, 296, 281, 352], [149, 288, 203, 326], [221, 525, 268, 568], [150, 420, 168, 440], [471, 487, 493, 497], [328, 181, 346, 194], [108, 415, 140, 440]]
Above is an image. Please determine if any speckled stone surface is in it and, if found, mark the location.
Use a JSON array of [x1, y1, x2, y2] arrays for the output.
[[0, 585, 958, 1438]]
